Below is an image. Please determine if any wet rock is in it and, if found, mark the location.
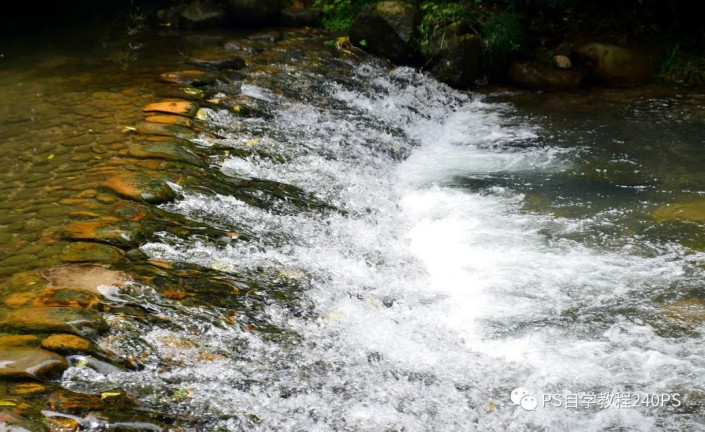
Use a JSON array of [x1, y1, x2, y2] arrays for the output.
[[0, 347, 68, 380], [48, 390, 103, 411], [248, 30, 284, 43], [9, 382, 47, 395], [663, 299, 705, 324], [158, 70, 217, 87], [508, 61, 590, 91], [224, 0, 281, 24], [280, 7, 322, 27], [145, 115, 193, 127], [553, 54, 572, 69], [41, 334, 91, 353], [135, 121, 198, 140], [123, 142, 202, 166], [0, 335, 40, 347], [4, 293, 37, 309], [41, 265, 128, 294], [575, 42, 657, 86], [34, 287, 99, 309], [155, 86, 206, 101], [142, 101, 198, 117], [112, 202, 149, 222], [179, 0, 228, 29], [101, 173, 177, 204], [427, 23, 482, 88], [188, 51, 246, 71], [0, 307, 107, 335], [61, 218, 143, 247], [350, 1, 420, 65], [61, 242, 126, 265], [46, 417, 80, 432], [653, 200, 705, 224]]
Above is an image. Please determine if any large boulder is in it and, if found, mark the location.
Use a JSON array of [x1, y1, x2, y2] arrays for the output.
[[574, 42, 657, 87], [223, 0, 281, 24], [156, 0, 228, 29], [428, 23, 482, 88], [508, 61, 590, 91], [350, 1, 420, 65]]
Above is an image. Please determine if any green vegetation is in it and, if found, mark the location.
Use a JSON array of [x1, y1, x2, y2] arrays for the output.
[[316, 0, 705, 86]]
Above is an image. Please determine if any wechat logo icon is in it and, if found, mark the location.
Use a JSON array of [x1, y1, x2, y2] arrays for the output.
[[511, 387, 538, 411]]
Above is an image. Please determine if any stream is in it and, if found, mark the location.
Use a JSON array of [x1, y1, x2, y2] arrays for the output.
[[1, 25, 705, 432]]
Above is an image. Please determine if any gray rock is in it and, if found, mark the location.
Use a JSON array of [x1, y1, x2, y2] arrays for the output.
[[350, 1, 420, 65]]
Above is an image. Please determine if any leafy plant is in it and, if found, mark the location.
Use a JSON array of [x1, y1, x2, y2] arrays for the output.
[[418, 2, 478, 57]]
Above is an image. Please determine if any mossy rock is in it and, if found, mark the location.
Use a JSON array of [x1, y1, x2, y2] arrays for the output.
[[61, 218, 144, 247], [121, 141, 203, 166], [350, 1, 420, 65], [0, 307, 107, 336], [653, 200, 705, 224], [61, 242, 126, 264]]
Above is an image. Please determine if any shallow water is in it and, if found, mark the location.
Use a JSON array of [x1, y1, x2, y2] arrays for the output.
[[2, 27, 705, 432]]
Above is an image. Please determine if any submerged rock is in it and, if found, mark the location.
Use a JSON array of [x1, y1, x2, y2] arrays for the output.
[[508, 61, 590, 91], [142, 101, 199, 117], [0, 307, 107, 335], [61, 242, 126, 264], [145, 115, 193, 127], [135, 121, 199, 140], [61, 218, 143, 247], [122, 142, 202, 166], [350, 1, 420, 65], [101, 173, 177, 204], [575, 42, 657, 86], [188, 51, 246, 71], [41, 265, 128, 294], [34, 287, 99, 309], [0, 347, 68, 380], [0, 334, 40, 347], [653, 200, 705, 224]]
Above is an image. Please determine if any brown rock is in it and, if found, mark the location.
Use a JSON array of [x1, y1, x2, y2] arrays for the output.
[[41, 334, 91, 352], [34, 287, 99, 309], [0, 334, 41, 347], [61, 242, 126, 264], [143, 101, 198, 117], [0, 347, 68, 380], [158, 70, 213, 86], [553, 55, 572, 69], [101, 172, 177, 204], [0, 307, 107, 335], [508, 61, 589, 91], [145, 115, 193, 127], [574, 42, 657, 87], [62, 218, 142, 247], [10, 382, 47, 395], [163, 289, 187, 300], [3, 292, 37, 309]]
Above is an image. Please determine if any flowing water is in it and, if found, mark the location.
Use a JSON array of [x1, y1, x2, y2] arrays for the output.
[[2, 25, 705, 432]]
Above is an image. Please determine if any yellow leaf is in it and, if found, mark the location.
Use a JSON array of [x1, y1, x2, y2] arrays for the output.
[[122, 126, 137, 133], [101, 391, 122, 399], [0, 400, 17, 406], [47, 154, 55, 160], [245, 139, 259, 146]]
